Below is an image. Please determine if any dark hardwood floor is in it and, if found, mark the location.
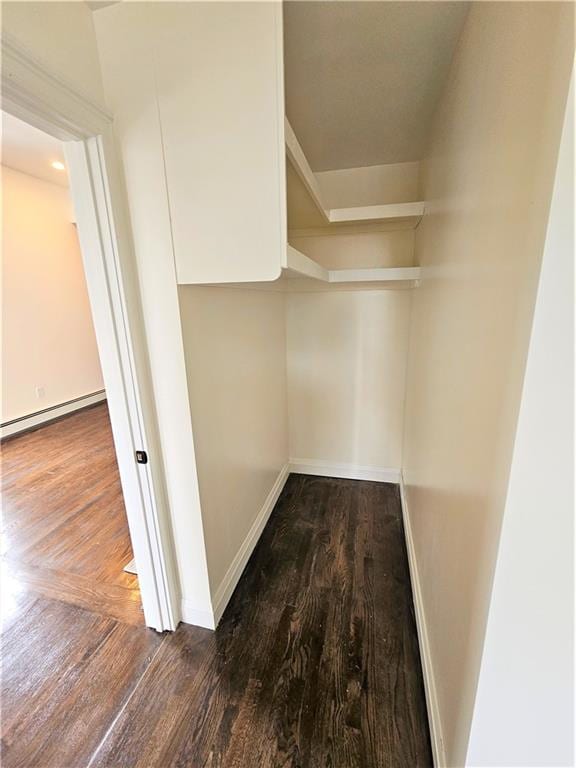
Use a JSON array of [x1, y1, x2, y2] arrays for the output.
[[89, 475, 433, 768], [1, 407, 432, 767]]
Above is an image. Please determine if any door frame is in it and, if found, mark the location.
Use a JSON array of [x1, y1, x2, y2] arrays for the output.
[[1, 33, 181, 632]]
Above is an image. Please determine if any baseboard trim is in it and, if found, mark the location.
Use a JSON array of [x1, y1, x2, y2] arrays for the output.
[[1, 390, 107, 439], [399, 473, 445, 767], [289, 458, 400, 484], [180, 600, 216, 630], [211, 463, 290, 627]]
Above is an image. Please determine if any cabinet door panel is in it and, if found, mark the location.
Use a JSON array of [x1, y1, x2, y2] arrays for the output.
[[154, 2, 286, 284]]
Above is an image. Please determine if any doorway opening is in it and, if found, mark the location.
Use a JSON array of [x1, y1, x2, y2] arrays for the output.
[[1, 38, 180, 633], [1, 110, 143, 625]]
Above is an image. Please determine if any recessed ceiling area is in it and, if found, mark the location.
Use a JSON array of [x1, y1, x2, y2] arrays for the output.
[[2, 111, 68, 187], [284, 1, 469, 171]]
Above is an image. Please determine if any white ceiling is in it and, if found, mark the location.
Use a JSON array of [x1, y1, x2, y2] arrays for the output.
[[284, 1, 469, 171], [4, 4, 468, 181], [1, 111, 68, 187]]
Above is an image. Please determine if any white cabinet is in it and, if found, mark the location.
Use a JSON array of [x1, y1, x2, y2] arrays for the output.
[[152, 2, 286, 285]]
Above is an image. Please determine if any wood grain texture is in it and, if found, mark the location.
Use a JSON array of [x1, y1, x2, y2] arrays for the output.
[[6, 562, 144, 626], [0, 594, 162, 768], [1, 417, 431, 768], [1, 403, 141, 626], [90, 475, 433, 768]]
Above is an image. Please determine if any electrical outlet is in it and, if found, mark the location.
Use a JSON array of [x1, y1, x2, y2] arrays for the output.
[[35, 386, 45, 399]]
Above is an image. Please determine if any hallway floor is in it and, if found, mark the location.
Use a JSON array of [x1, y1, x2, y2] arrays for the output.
[[1, 409, 432, 767]]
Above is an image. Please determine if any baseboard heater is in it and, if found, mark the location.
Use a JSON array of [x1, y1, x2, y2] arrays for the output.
[[1, 390, 106, 439]]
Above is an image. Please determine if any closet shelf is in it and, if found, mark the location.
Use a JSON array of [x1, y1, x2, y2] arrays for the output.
[[328, 201, 424, 225], [284, 245, 420, 288], [285, 117, 425, 232]]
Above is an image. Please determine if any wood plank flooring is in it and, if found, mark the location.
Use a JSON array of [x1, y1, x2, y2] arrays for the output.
[[89, 475, 433, 768], [1, 404, 142, 624], [1, 406, 432, 767], [1, 594, 163, 768]]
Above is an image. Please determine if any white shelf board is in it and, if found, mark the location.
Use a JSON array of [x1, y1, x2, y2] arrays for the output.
[[284, 245, 420, 287], [328, 266, 421, 283], [285, 245, 329, 281], [284, 118, 329, 223], [328, 201, 425, 225], [285, 118, 425, 232]]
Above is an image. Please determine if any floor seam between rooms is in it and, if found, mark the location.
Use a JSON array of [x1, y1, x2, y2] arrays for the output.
[[85, 631, 169, 767]]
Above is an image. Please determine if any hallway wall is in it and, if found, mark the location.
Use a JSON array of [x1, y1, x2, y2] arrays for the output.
[[2, 165, 104, 423], [466, 67, 574, 768], [401, 3, 574, 765], [179, 286, 289, 600]]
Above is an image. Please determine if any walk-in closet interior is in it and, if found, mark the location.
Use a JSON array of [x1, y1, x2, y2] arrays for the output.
[[89, 2, 573, 765]]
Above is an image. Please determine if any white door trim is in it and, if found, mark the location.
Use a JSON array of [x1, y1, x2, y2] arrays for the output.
[[1, 34, 180, 632]]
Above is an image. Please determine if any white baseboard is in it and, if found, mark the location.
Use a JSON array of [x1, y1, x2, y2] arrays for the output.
[[210, 463, 290, 627], [180, 600, 216, 630], [289, 458, 400, 484], [1, 390, 107, 439], [399, 473, 445, 768]]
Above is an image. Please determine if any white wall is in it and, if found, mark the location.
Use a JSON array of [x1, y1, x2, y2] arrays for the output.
[[2, 1, 105, 107], [94, 2, 288, 623], [2, 165, 104, 423], [287, 219, 414, 474], [466, 69, 574, 768], [287, 289, 410, 472], [316, 161, 420, 208], [179, 287, 288, 595], [93, 4, 213, 626], [290, 230, 415, 270], [401, 4, 574, 765]]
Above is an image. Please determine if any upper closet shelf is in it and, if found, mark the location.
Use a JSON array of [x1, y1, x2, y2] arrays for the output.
[[284, 246, 420, 288], [329, 201, 425, 224], [285, 118, 425, 233]]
